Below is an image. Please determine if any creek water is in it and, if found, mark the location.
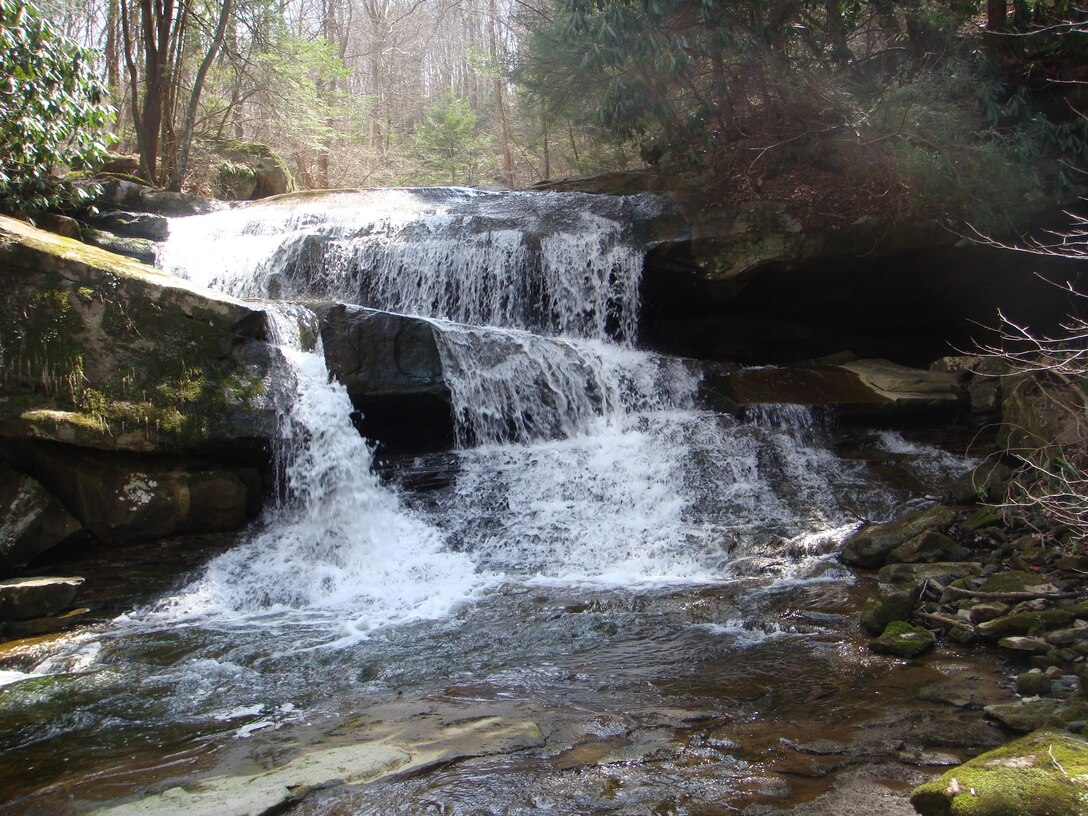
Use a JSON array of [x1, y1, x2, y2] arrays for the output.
[[0, 189, 991, 814]]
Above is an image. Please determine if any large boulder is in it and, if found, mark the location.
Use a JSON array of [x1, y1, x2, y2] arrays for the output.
[[0, 214, 275, 456], [211, 140, 296, 200], [310, 303, 454, 451], [0, 462, 83, 569], [22, 443, 262, 545], [910, 729, 1088, 816]]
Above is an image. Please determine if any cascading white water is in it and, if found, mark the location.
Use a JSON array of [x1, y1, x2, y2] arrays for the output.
[[156, 187, 882, 615], [150, 302, 486, 637], [160, 188, 659, 343]]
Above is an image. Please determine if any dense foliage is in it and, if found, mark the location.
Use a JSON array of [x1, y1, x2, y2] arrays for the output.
[[0, 1, 112, 215], [518, 0, 1087, 222]]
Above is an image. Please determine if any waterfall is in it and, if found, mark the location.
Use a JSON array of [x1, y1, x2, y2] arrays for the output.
[[149, 302, 486, 637], [156, 187, 877, 625], [160, 188, 661, 343]]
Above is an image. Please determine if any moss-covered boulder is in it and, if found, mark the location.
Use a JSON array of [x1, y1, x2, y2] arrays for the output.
[[910, 729, 1088, 816], [0, 214, 275, 455], [861, 582, 922, 635], [870, 620, 937, 658], [841, 505, 958, 568], [211, 140, 295, 200]]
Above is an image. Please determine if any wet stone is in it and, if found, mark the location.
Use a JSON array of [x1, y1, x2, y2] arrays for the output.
[[998, 636, 1051, 653], [969, 602, 1010, 625], [869, 621, 936, 659], [0, 576, 84, 621], [861, 583, 921, 635], [1016, 671, 1053, 697], [4, 607, 89, 639]]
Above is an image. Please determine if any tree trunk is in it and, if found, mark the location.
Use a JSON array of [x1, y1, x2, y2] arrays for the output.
[[169, 0, 233, 191], [988, 0, 1007, 32], [489, 0, 513, 187], [541, 109, 550, 181]]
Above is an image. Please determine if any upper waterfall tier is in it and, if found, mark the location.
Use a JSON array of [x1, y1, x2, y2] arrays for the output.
[[160, 188, 674, 344]]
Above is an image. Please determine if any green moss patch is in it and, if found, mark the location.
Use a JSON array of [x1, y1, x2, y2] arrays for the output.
[[910, 729, 1088, 816], [0, 215, 269, 452]]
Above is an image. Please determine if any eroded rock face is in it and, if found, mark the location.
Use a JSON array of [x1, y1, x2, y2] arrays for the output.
[[0, 462, 84, 568], [701, 359, 965, 418], [24, 443, 262, 546], [310, 302, 455, 452]]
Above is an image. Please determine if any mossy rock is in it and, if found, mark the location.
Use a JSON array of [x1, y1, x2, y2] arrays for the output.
[[977, 602, 1088, 640], [215, 160, 258, 201], [979, 570, 1053, 594], [984, 700, 1088, 733], [910, 729, 1088, 816], [962, 507, 1004, 531], [950, 462, 1013, 505], [841, 505, 957, 568], [861, 582, 922, 635], [886, 530, 962, 564], [0, 214, 274, 454], [870, 620, 937, 658], [211, 139, 295, 199]]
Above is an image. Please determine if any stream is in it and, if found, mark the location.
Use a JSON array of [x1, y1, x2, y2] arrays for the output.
[[0, 189, 1005, 815]]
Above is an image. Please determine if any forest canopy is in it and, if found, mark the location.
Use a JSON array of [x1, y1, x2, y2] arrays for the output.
[[20, 0, 1088, 221]]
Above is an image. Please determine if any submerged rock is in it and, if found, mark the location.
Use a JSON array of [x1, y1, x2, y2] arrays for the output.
[[910, 729, 1088, 815]]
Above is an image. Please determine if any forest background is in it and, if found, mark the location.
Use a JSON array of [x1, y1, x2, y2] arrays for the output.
[[16, 0, 1087, 228]]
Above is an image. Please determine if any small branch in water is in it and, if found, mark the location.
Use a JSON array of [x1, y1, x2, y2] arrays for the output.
[[941, 586, 1081, 602], [914, 610, 975, 633]]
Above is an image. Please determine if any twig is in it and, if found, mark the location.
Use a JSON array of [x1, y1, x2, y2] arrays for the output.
[[915, 610, 975, 633], [942, 586, 1080, 601]]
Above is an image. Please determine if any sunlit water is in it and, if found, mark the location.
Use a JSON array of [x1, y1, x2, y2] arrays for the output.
[[0, 188, 978, 813]]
